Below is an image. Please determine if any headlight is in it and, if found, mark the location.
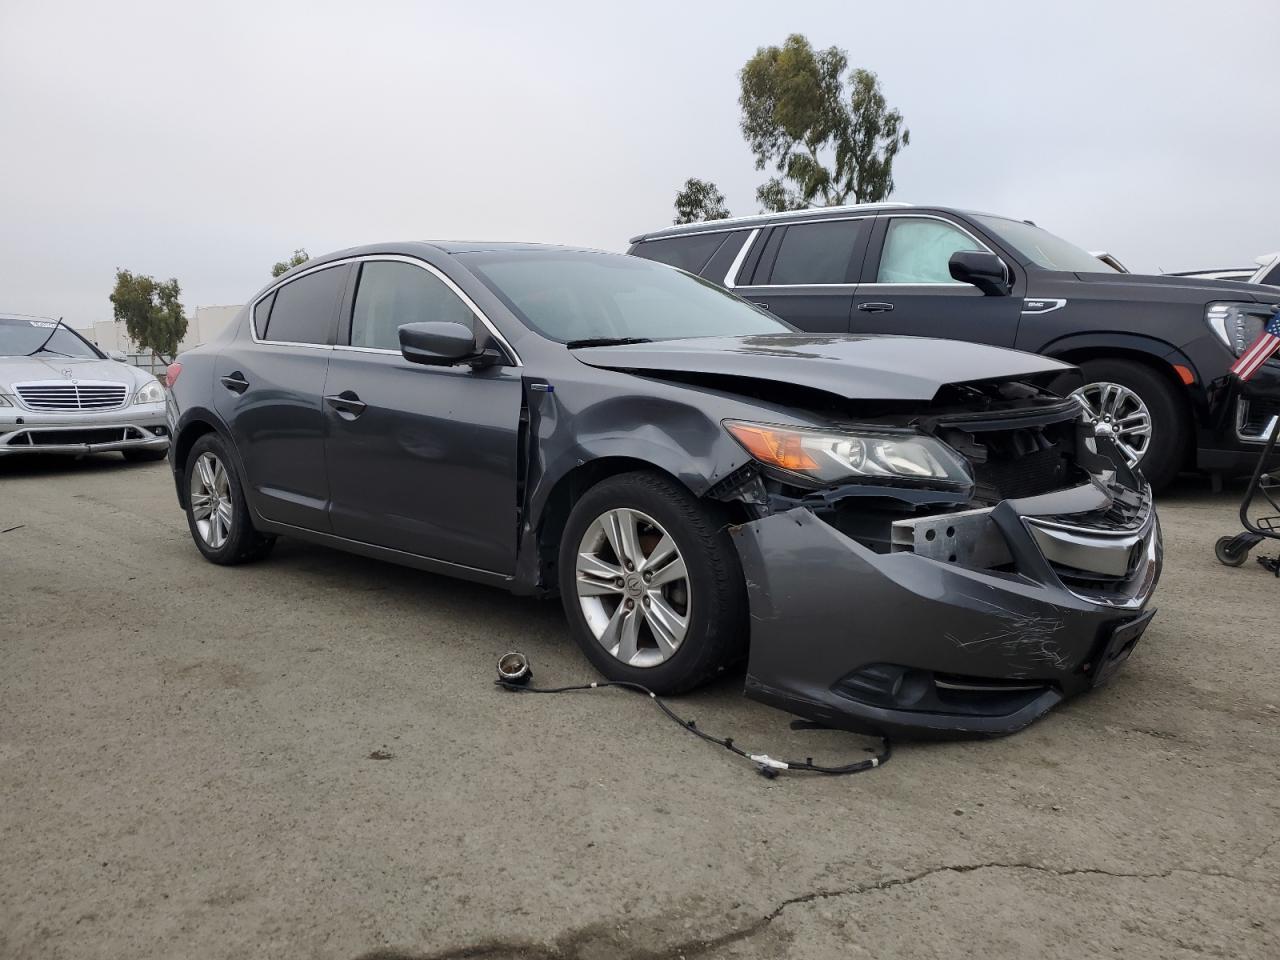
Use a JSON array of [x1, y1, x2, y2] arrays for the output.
[[1205, 302, 1272, 356], [724, 420, 973, 488], [133, 380, 165, 405]]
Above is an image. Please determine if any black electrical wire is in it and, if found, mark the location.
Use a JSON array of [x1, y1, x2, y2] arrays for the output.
[[496, 677, 890, 778]]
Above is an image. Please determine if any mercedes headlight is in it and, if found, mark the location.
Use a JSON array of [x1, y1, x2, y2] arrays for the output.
[[1205, 302, 1273, 357], [133, 379, 165, 405], [724, 420, 972, 489]]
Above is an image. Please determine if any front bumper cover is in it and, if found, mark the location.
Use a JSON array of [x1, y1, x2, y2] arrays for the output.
[[0, 403, 169, 456], [732, 480, 1162, 739]]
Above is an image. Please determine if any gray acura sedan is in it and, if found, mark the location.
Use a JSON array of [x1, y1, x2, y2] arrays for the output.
[[165, 243, 1161, 737], [1, 316, 169, 460]]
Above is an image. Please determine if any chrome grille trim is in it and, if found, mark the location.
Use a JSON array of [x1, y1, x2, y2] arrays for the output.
[[14, 380, 129, 411]]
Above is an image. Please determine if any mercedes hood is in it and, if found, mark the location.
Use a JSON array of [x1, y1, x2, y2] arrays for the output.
[[570, 334, 1073, 402]]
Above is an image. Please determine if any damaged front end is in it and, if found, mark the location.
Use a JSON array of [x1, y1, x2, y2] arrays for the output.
[[716, 379, 1162, 739]]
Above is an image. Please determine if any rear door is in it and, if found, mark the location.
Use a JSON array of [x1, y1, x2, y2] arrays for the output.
[[730, 217, 871, 333], [322, 257, 523, 574], [215, 263, 348, 531], [853, 214, 1023, 346]]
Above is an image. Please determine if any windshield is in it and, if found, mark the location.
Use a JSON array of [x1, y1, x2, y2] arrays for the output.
[[461, 251, 791, 343], [0, 318, 103, 358], [974, 216, 1119, 274]]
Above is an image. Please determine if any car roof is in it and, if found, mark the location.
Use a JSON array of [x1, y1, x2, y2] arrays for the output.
[[627, 203, 1008, 244], [302, 241, 611, 267]]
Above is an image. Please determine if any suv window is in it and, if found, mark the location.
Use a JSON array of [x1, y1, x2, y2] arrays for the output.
[[261, 266, 345, 344], [877, 218, 985, 284], [634, 233, 729, 274], [768, 219, 865, 285], [350, 260, 476, 350]]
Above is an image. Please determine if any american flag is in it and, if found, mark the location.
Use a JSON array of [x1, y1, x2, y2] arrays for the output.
[[1230, 309, 1280, 382]]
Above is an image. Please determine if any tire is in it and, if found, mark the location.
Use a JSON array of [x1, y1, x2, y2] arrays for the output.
[[557, 470, 747, 695], [182, 433, 276, 565], [1074, 359, 1188, 492], [1215, 536, 1250, 567], [122, 448, 169, 463]]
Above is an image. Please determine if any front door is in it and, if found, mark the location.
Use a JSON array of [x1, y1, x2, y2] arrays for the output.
[[215, 263, 349, 531], [852, 215, 1023, 346], [322, 258, 522, 575]]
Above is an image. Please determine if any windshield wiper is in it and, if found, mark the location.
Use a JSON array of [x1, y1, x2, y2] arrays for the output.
[[31, 347, 73, 358], [27, 316, 66, 356], [564, 337, 652, 349]]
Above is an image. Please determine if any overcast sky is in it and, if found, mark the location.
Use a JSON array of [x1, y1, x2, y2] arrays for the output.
[[3, 0, 1278, 328]]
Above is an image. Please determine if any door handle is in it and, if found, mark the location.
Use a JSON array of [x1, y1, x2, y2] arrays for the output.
[[324, 391, 367, 421], [857, 302, 895, 313], [220, 372, 249, 393]]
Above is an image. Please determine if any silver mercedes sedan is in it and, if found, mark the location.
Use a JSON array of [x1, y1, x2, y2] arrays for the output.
[[0, 315, 169, 460]]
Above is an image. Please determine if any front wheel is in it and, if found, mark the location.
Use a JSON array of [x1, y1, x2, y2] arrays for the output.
[[1073, 359, 1188, 492], [557, 471, 747, 695]]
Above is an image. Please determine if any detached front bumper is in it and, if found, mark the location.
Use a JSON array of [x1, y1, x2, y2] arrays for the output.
[[0, 403, 170, 456], [732, 481, 1161, 739]]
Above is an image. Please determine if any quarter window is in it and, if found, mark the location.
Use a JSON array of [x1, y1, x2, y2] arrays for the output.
[[633, 233, 730, 274], [253, 291, 275, 338], [877, 218, 986, 284], [350, 261, 476, 351], [261, 266, 346, 344], [768, 219, 865, 285]]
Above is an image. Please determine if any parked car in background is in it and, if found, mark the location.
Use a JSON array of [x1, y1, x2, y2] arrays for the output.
[[1168, 267, 1256, 283], [0, 315, 169, 460], [628, 204, 1280, 489], [165, 243, 1160, 737]]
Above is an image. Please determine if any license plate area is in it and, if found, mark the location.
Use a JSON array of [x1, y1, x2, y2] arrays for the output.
[[1092, 609, 1155, 687]]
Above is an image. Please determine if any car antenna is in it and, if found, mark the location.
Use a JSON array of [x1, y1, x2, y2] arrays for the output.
[[28, 316, 66, 357]]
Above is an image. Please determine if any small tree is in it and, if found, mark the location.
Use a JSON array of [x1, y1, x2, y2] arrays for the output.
[[271, 248, 310, 278], [109, 270, 187, 363], [739, 34, 909, 211], [673, 178, 731, 224]]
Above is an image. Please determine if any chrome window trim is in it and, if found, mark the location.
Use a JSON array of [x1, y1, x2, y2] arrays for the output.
[[731, 216, 873, 290], [723, 228, 760, 288], [250, 254, 522, 366], [872, 213, 1002, 287]]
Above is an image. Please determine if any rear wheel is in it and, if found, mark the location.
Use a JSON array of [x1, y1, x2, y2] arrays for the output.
[[1073, 359, 1188, 492], [557, 471, 747, 694], [183, 433, 276, 565]]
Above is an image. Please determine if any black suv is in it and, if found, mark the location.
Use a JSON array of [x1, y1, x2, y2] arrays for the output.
[[629, 204, 1280, 490]]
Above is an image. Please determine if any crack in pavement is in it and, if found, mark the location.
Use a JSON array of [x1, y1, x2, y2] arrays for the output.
[[354, 860, 1273, 960]]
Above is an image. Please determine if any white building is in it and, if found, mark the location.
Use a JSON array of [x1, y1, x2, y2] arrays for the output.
[[79, 304, 244, 355]]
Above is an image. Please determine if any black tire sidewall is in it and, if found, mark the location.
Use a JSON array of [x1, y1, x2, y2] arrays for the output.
[[557, 471, 746, 694], [1077, 359, 1187, 491]]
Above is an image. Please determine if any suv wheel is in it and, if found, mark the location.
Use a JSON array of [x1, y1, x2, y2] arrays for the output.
[[183, 433, 276, 565], [1073, 359, 1187, 491], [557, 471, 747, 694]]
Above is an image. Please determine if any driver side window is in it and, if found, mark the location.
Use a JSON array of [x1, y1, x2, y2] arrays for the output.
[[350, 261, 476, 350], [877, 218, 986, 284]]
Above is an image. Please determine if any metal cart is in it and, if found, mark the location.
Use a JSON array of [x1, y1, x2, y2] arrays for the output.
[[1215, 414, 1280, 574]]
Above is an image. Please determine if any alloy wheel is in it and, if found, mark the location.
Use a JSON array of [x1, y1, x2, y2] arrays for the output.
[[574, 507, 690, 668], [1072, 381, 1153, 467], [189, 452, 233, 549]]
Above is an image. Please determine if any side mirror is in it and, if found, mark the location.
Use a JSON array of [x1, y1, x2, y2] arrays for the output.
[[108, 349, 128, 362], [399, 321, 483, 366], [949, 251, 1010, 296]]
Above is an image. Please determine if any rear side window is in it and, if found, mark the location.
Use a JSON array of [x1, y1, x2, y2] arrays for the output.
[[350, 260, 477, 350], [253, 291, 276, 338], [633, 233, 729, 274], [877, 218, 985, 284], [261, 266, 346, 344], [768, 219, 865, 285]]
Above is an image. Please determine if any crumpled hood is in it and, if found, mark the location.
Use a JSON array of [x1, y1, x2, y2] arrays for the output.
[[0, 354, 147, 389], [570, 334, 1073, 402]]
